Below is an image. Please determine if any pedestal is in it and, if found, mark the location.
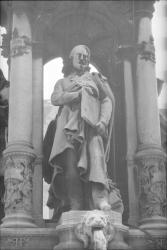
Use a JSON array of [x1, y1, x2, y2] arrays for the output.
[[0, 227, 58, 250], [54, 210, 129, 250]]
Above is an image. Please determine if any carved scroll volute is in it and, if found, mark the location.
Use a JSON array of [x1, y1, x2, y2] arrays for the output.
[[75, 210, 115, 250]]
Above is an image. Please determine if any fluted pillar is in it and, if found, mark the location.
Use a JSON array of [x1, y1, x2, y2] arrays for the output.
[[134, 1, 167, 233], [32, 43, 44, 226], [1, 2, 36, 227]]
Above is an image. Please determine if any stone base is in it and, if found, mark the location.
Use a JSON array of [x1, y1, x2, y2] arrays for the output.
[[54, 210, 130, 250], [0, 227, 58, 250], [128, 216, 167, 250], [139, 216, 167, 233], [1, 213, 37, 228]]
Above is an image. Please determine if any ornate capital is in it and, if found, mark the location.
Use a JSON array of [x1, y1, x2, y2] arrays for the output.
[[10, 28, 32, 57], [3, 151, 35, 215], [137, 36, 155, 63], [136, 149, 167, 220], [6, 237, 29, 248], [75, 210, 115, 250], [116, 37, 155, 63]]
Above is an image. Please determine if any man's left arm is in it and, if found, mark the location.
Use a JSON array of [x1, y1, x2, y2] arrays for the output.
[[99, 96, 113, 127]]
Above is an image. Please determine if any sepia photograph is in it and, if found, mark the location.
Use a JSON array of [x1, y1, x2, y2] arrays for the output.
[[0, 1, 167, 249]]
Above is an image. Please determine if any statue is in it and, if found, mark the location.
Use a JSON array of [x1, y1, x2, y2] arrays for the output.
[[43, 45, 123, 221]]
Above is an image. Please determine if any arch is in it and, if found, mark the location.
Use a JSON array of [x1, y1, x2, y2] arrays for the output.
[[37, 1, 132, 66]]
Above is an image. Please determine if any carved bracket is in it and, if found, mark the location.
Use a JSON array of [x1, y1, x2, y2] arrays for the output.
[[136, 154, 167, 219], [75, 210, 115, 250]]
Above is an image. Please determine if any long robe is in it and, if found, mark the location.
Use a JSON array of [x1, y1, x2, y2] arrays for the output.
[[43, 71, 115, 218]]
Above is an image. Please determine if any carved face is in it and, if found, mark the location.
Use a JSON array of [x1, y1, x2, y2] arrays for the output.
[[84, 211, 108, 229], [69, 45, 90, 70]]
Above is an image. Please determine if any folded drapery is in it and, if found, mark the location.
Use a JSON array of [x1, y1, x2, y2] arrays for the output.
[[81, 87, 100, 127]]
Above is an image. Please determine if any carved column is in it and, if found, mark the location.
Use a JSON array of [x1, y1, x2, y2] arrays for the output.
[[32, 42, 44, 226], [134, 1, 167, 232], [1, 2, 36, 227]]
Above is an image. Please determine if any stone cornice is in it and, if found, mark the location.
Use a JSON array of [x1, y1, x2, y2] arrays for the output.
[[11, 1, 35, 13], [134, 1, 156, 19]]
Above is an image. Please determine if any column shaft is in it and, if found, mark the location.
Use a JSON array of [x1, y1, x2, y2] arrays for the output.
[[32, 52, 44, 226], [1, 6, 36, 228], [123, 60, 139, 226], [136, 17, 161, 147], [135, 12, 167, 232], [8, 12, 33, 143]]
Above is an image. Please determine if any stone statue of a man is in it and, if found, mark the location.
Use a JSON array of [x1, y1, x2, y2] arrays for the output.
[[43, 45, 123, 221]]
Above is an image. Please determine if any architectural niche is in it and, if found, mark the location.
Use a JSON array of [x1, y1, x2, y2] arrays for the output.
[[0, 1, 166, 250]]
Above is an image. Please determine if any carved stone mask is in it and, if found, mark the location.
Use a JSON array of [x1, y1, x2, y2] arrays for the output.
[[69, 45, 90, 70]]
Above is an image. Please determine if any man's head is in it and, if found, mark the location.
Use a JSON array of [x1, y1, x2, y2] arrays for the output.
[[69, 45, 90, 71]]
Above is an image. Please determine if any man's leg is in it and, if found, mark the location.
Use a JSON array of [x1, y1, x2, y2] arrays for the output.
[[64, 148, 84, 210], [88, 134, 111, 211]]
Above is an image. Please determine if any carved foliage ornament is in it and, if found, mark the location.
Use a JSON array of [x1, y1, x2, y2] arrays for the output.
[[10, 28, 31, 57], [3, 153, 34, 214], [116, 37, 155, 63], [75, 210, 115, 250], [138, 156, 167, 219], [137, 36, 155, 63]]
